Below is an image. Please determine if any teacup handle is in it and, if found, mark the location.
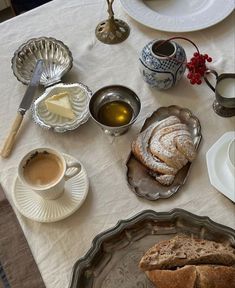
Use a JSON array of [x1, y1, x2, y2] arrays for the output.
[[64, 160, 81, 181], [204, 69, 219, 92]]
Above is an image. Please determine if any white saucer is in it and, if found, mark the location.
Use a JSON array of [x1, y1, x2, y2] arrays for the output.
[[12, 153, 89, 222], [206, 132, 235, 202]]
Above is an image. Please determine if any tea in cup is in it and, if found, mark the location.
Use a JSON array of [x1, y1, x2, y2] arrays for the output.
[[18, 148, 81, 200]]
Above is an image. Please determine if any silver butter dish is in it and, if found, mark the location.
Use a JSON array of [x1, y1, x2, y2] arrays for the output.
[[32, 83, 92, 133], [12, 37, 73, 87]]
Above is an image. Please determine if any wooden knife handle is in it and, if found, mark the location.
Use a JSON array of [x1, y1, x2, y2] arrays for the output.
[[1, 112, 23, 158]]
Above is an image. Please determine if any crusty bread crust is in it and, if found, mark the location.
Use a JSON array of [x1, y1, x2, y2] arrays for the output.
[[146, 265, 197, 288], [197, 265, 235, 288], [139, 235, 235, 271], [146, 265, 235, 288]]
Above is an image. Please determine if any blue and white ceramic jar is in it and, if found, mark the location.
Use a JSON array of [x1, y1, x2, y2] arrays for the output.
[[139, 39, 187, 90]]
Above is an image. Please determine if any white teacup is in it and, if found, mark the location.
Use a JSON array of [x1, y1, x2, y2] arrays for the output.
[[18, 147, 81, 200], [227, 139, 235, 173]]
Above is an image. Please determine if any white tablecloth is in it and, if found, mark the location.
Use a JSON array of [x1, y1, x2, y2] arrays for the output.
[[0, 1, 234, 287]]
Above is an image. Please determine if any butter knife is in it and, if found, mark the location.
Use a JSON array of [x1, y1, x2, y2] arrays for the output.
[[1, 60, 44, 158]]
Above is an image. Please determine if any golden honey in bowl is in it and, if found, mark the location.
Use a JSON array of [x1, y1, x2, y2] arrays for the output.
[[97, 100, 133, 127]]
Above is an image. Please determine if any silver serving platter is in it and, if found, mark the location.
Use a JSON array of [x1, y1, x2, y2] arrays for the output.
[[11, 37, 73, 87], [69, 209, 235, 288], [126, 105, 202, 201]]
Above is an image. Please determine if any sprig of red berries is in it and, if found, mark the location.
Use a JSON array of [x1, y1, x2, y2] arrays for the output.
[[186, 52, 212, 85], [155, 36, 213, 85]]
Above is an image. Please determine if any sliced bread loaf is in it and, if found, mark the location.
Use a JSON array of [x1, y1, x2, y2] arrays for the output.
[[146, 265, 235, 288], [146, 265, 197, 288], [197, 265, 235, 288], [139, 234, 235, 271]]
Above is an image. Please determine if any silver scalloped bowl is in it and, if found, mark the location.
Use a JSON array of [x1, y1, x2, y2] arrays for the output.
[[12, 37, 73, 87], [32, 83, 92, 133]]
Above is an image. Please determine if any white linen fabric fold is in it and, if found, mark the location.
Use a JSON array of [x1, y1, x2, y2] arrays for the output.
[[0, 1, 234, 287]]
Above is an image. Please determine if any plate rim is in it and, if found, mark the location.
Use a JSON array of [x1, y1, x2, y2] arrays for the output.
[[69, 208, 235, 288], [120, 0, 235, 32], [206, 131, 235, 202]]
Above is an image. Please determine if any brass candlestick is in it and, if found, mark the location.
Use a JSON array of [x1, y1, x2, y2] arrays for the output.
[[95, 0, 130, 44]]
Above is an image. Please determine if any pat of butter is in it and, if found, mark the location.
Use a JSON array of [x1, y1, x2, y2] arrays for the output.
[[45, 92, 75, 120]]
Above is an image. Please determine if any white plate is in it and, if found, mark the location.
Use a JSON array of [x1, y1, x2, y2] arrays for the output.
[[12, 153, 89, 222], [206, 132, 235, 202], [120, 0, 234, 32], [32, 83, 92, 133]]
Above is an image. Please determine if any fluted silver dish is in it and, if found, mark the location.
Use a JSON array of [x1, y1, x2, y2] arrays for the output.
[[32, 83, 92, 133], [11, 37, 73, 87]]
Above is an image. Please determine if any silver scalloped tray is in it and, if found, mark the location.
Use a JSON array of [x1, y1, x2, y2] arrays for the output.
[[11, 37, 73, 87], [69, 209, 235, 288], [126, 105, 202, 201], [32, 82, 92, 133]]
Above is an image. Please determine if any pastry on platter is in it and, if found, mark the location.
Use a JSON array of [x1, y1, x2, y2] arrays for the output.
[[132, 116, 196, 185], [139, 234, 235, 288]]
